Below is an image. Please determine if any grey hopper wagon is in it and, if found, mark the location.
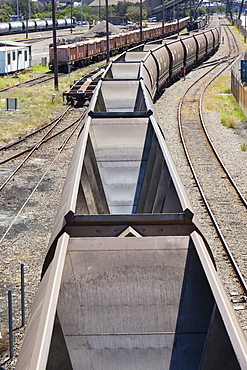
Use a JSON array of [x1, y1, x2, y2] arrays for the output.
[[16, 15, 247, 370]]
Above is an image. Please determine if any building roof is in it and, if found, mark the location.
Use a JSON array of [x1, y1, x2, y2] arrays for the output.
[[0, 40, 29, 48]]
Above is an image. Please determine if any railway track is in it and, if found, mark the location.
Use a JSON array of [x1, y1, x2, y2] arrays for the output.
[[0, 107, 71, 152], [178, 21, 247, 307], [2, 16, 247, 369], [0, 106, 86, 240], [0, 106, 73, 168], [0, 105, 87, 368], [0, 72, 66, 92]]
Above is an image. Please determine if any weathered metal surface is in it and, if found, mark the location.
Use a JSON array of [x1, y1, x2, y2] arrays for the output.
[[63, 69, 104, 103], [57, 236, 214, 370], [15, 233, 71, 370], [15, 15, 247, 370], [231, 52, 247, 118]]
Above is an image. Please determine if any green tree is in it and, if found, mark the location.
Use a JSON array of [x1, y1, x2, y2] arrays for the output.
[[99, 5, 115, 18], [114, 1, 135, 16], [0, 4, 12, 22], [126, 4, 146, 23], [197, 7, 206, 15]]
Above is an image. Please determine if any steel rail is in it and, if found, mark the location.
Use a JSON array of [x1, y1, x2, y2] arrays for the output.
[[0, 110, 86, 245], [0, 73, 65, 93], [223, 20, 240, 54], [199, 71, 247, 208], [196, 55, 237, 69], [0, 106, 71, 151], [0, 107, 84, 191], [178, 25, 247, 295], [0, 111, 83, 166]]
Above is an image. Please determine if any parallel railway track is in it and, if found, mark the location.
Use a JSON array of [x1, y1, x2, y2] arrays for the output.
[[2, 16, 247, 369], [0, 107, 86, 241], [0, 72, 65, 92], [178, 21, 247, 299], [14, 15, 247, 370]]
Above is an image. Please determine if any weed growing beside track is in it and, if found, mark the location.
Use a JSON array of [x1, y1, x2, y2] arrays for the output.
[[0, 65, 49, 90], [204, 75, 246, 128], [0, 65, 104, 144]]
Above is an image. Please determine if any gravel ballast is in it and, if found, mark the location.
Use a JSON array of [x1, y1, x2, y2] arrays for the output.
[[0, 21, 247, 369]]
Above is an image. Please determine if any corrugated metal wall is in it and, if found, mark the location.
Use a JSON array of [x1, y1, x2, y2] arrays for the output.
[[231, 51, 247, 118]]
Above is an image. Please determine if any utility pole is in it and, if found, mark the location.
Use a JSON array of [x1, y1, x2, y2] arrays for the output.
[[17, 0, 19, 19], [71, 0, 73, 33], [162, 0, 165, 39], [81, 0, 83, 25], [106, 0, 110, 62], [25, 3, 28, 39], [52, 0, 58, 90], [140, 0, 143, 43]]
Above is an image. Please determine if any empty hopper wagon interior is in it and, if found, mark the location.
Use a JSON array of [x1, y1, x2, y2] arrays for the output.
[[15, 15, 247, 369], [16, 79, 247, 370]]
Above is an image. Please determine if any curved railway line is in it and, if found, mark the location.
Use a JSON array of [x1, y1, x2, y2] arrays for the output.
[[175, 20, 247, 324], [2, 15, 247, 369], [0, 72, 66, 92], [0, 106, 74, 168], [0, 106, 86, 243], [12, 15, 247, 370]]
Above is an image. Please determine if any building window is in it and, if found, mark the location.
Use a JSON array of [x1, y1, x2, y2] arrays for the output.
[[13, 51, 16, 61], [7, 53, 11, 65], [24, 50, 27, 61]]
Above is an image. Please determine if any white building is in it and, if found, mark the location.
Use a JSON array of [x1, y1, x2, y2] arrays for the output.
[[0, 41, 31, 74]]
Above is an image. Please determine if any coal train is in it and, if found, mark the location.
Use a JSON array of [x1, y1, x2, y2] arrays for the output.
[[0, 17, 75, 36], [49, 17, 190, 72], [16, 14, 247, 369]]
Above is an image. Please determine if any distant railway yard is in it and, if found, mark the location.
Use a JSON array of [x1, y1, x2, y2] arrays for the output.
[[0, 17, 247, 369]]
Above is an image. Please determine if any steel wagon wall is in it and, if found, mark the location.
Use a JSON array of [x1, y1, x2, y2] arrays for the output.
[[231, 51, 247, 118]]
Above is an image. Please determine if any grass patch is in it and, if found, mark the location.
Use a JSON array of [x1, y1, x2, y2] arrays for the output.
[[204, 76, 246, 128], [241, 143, 247, 151], [0, 65, 50, 89], [0, 65, 104, 143]]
